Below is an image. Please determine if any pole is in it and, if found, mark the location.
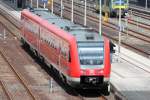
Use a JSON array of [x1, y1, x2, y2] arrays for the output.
[[84, 0, 87, 26], [136, 17, 139, 30], [71, 0, 74, 22], [60, 0, 63, 18], [31, 0, 32, 8], [49, 79, 53, 93], [0, 25, 1, 38], [51, 0, 53, 14], [37, 0, 39, 8], [99, 0, 102, 36], [145, 0, 148, 9], [125, 16, 128, 37], [118, 0, 122, 62], [44, 3, 46, 8], [3, 28, 6, 40]]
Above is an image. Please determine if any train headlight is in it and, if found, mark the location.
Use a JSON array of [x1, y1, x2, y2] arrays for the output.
[[104, 77, 110, 82]]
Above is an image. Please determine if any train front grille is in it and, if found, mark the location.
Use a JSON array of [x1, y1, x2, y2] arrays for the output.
[[80, 76, 103, 85]]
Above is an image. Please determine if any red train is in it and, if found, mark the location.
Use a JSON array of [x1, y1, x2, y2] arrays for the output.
[[21, 8, 114, 95]]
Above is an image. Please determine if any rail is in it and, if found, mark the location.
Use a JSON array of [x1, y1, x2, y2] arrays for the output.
[[0, 80, 13, 100], [0, 47, 37, 100], [52, 2, 150, 57], [0, 1, 149, 99]]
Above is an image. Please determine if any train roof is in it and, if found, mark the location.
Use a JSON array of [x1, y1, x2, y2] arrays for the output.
[[29, 8, 103, 42]]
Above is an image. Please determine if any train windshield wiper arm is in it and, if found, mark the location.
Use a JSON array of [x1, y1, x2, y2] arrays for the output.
[[65, 26, 94, 31]]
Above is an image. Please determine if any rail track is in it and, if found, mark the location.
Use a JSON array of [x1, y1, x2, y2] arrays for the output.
[[0, 16, 93, 100], [0, 80, 12, 100], [105, 19, 150, 43], [130, 10, 150, 21], [51, 0, 150, 57], [0, 47, 36, 99], [0, 0, 149, 99], [123, 18, 150, 31], [0, 1, 21, 38], [0, 1, 109, 100], [128, 4, 150, 19], [2, 0, 150, 56], [57, 0, 150, 21], [58, 0, 150, 32]]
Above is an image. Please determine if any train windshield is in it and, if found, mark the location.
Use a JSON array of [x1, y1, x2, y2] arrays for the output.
[[78, 41, 104, 69], [112, 0, 128, 5]]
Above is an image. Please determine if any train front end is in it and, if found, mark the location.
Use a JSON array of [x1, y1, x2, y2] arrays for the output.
[[111, 0, 129, 16], [68, 32, 112, 95], [81, 39, 111, 95]]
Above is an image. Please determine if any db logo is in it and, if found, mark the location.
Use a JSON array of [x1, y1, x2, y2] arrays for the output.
[[89, 70, 94, 75]]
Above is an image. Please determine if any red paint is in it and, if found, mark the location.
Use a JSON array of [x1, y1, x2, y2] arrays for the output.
[[21, 10, 111, 80], [21, 10, 80, 78], [80, 69, 104, 76], [104, 38, 111, 77]]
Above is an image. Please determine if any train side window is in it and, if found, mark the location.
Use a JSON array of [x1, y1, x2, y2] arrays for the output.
[[69, 51, 71, 62]]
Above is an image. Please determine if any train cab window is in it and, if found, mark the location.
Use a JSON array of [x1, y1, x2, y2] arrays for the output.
[[79, 48, 104, 65], [69, 51, 71, 62], [112, 0, 125, 5], [77, 41, 104, 69]]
